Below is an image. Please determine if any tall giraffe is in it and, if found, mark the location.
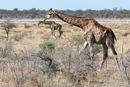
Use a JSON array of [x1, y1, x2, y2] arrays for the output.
[[43, 8, 119, 69]]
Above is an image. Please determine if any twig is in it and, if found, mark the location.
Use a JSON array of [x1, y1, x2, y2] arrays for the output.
[[32, 53, 52, 67]]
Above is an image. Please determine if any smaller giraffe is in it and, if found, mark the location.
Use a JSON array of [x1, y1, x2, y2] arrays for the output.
[[38, 21, 62, 38]]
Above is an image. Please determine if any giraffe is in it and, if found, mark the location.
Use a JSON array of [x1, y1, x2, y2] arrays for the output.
[[38, 21, 62, 38], [43, 8, 119, 69]]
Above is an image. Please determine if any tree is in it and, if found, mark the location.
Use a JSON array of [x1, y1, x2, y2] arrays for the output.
[[13, 8, 18, 12], [29, 8, 36, 12], [23, 10, 28, 14], [1, 18, 16, 40]]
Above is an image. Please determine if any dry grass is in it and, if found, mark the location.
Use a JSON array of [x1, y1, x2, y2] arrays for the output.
[[0, 20, 129, 87]]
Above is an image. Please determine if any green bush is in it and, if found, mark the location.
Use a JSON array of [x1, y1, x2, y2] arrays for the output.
[[38, 62, 63, 77], [40, 42, 55, 49], [13, 8, 18, 12], [29, 8, 36, 12], [23, 10, 28, 13], [9, 56, 17, 60], [72, 12, 76, 16], [93, 44, 102, 55], [39, 14, 43, 17], [68, 35, 85, 45]]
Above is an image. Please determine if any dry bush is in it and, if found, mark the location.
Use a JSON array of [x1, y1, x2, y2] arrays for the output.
[[0, 40, 13, 58], [0, 42, 63, 87], [14, 29, 33, 41], [14, 33, 23, 41], [0, 46, 47, 87], [14, 32, 25, 41], [24, 23, 31, 28], [0, 39, 129, 87], [117, 46, 130, 86]]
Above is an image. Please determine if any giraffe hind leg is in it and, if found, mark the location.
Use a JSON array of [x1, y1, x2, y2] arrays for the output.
[[106, 38, 119, 70], [101, 44, 108, 69], [58, 26, 62, 38], [110, 44, 120, 70]]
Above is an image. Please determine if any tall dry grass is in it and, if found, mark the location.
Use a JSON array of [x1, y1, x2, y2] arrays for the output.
[[0, 20, 129, 87]]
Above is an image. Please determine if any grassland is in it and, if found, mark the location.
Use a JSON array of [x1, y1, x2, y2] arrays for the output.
[[0, 19, 129, 87]]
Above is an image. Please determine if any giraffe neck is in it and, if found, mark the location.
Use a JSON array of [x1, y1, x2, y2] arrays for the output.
[[54, 11, 84, 29]]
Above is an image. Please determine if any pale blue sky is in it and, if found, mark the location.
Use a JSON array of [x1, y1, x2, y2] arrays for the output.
[[0, 0, 130, 10]]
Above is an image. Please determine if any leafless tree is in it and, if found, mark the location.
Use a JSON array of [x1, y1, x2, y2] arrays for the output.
[[1, 18, 16, 40]]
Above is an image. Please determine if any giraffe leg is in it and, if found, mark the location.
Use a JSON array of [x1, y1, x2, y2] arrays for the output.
[[101, 44, 108, 69], [58, 26, 62, 38], [88, 43, 94, 66], [79, 41, 88, 55], [89, 43, 93, 60], [110, 44, 120, 70], [51, 28, 57, 39]]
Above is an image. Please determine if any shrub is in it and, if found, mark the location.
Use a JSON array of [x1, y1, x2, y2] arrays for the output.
[[68, 35, 85, 45], [0, 41, 13, 58], [29, 8, 36, 12], [24, 23, 30, 28], [39, 14, 43, 17], [93, 44, 102, 55], [13, 8, 18, 12], [9, 56, 18, 60], [23, 10, 28, 14], [39, 42, 55, 49], [38, 62, 63, 75]]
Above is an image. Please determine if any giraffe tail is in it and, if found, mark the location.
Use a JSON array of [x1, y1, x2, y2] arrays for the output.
[[106, 29, 117, 41], [110, 29, 117, 41], [105, 29, 117, 47]]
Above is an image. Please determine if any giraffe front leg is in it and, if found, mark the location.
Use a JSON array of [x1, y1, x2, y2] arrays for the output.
[[79, 41, 88, 56], [88, 43, 94, 66], [51, 28, 57, 39]]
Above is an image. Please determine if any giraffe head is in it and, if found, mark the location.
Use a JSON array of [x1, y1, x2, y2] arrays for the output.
[[43, 8, 55, 21]]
